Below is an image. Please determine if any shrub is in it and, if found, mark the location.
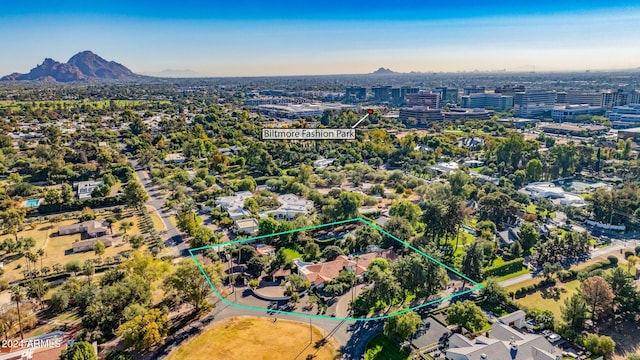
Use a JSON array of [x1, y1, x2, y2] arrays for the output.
[[484, 258, 525, 278], [625, 251, 634, 259], [607, 255, 618, 265], [635, 246, 640, 256]]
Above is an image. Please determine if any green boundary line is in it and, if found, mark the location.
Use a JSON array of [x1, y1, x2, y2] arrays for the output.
[[188, 217, 482, 321]]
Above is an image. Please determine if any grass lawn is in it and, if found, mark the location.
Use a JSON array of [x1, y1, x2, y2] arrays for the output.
[[0, 212, 141, 282], [512, 280, 581, 319], [483, 268, 531, 285], [364, 334, 411, 360], [166, 316, 339, 360], [146, 205, 167, 231], [283, 248, 303, 261]]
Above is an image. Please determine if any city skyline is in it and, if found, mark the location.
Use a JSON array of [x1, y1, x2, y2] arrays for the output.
[[2, 0, 640, 76]]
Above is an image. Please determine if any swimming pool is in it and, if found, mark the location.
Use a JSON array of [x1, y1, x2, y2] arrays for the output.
[[24, 199, 41, 207]]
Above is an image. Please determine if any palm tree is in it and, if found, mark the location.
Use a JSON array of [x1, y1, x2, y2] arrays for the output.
[[118, 221, 133, 235], [10, 286, 25, 340], [37, 248, 45, 272]]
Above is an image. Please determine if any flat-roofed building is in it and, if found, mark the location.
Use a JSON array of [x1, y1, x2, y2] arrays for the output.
[[391, 87, 419, 105], [371, 86, 392, 103], [514, 91, 556, 117], [607, 104, 640, 128], [556, 92, 603, 106], [406, 91, 441, 108], [539, 122, 608, 136], [257, 103, 359, 119], [234, 218, 259, 235], [344, 87, 366, 103], [443, 108, 494, 121], [496, 117, 539, 129], [75, 181, 103, 200], [461, 93, 514, 111], [399, 107, 444, 127], [618, 127, 640, 142], [551, 104, 604, 122]]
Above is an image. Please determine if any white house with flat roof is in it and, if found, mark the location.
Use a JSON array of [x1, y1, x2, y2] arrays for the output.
[[75, 181, 103, 200], [258, 193, 314, 220], [215, 191, 254, 220], [234, 218, 259, 235], [522, 182, 586, 207]]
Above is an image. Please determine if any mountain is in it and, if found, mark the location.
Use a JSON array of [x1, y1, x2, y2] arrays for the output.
[[1, 51, 138, 82], [143, 69, 207, 78], [370, 67, 396, 75]]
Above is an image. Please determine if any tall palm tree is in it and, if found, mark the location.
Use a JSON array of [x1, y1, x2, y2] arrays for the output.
[[10, 286, 25, 340], [37, 248, 46, 272]]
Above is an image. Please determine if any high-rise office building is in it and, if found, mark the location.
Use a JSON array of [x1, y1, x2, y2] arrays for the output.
[[602, 89, 640, 109], [406, 91, 441, 108], [494, 84, 525, 96], [433, 87, 459, 104], [463, 86, 485, 95], [344, 87, 366, 103], [555, 92, 603, 107], [371, 86, 392, 103], [391, 87, 419, 104], [460, 93, 514, 111], [514, 91, 556, 117]]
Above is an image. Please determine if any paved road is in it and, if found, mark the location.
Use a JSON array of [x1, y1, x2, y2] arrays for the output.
[[130, 158, 189, 258]]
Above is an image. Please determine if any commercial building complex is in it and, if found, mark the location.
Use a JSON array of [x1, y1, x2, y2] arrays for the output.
[[399, 107, 444, 126], [551, 104, 604, 122], [539, 122, 608, 136], [514, 91, 556, 117], [443, 108, 494, 121], [257, 103, 359, 119], [555, 92, 603, 106], [606, 104, 640, 128], [461, 93, 514, 111], [406, 91, 441, 108]]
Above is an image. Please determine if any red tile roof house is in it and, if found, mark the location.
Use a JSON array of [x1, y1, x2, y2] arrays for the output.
[[296, 248, 397, 289]]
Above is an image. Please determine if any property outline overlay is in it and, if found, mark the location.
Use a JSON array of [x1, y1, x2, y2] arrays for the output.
[[188, 217, 483, 321]]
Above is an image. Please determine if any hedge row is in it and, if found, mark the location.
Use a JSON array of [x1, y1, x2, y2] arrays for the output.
[[484, 258, 525, 278], [37, 195, 126, 215]]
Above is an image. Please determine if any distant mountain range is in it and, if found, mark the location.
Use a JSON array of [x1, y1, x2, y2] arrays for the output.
[[1, 51, 139, 82], [370, 67, 396, 75]]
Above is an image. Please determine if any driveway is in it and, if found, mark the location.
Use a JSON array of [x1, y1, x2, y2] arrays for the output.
[[129, 158, 188, 258]]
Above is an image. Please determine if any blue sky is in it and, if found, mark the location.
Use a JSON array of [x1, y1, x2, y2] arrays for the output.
[[1, 1, 639, 76]]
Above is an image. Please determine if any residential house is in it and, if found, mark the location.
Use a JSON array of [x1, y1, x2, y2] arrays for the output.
[[75, 181, 103, 200], [497, 226, 521, 248], [430, 161, 459, 174], [164, 153, 186, 164], [446, 316, 560, 360], [58, 220, 109, 237], [215, 191, 253, 220], [255, 244, 276, 257], [470, 172, 500, 185], [259, 193, 314, 220], [296, 247, 396, 288], [72, 234, 121, 253], [234, 218, 259, 235], [313, 158, 335, 168]]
